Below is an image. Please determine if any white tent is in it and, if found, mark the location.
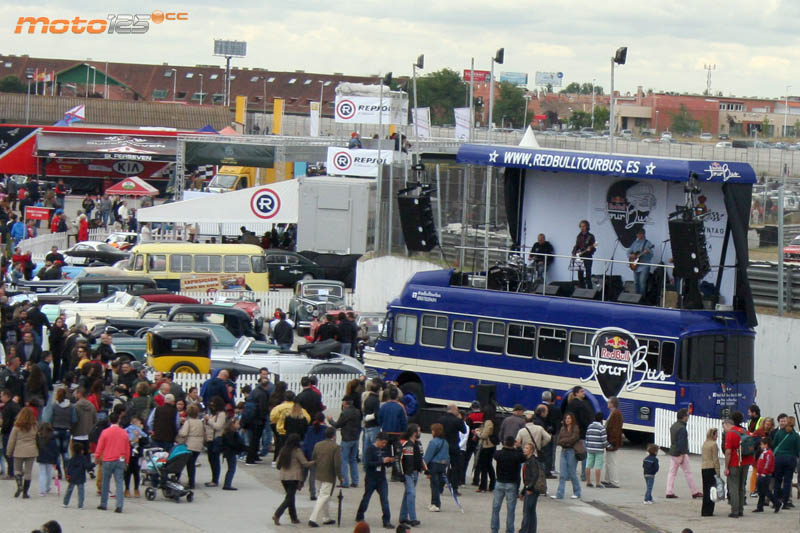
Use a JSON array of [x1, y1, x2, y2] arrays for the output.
[[138, 179, 300, 225]]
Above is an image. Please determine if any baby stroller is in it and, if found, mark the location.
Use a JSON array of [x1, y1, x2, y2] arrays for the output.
[[142, 444, 194, 503]]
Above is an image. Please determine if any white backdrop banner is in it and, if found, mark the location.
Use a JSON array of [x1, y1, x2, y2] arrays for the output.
[[454, 107, 470, 140], [334, 94, 408, 125], [326, 147, 393, 178], [309, 102, 320, 137], [412, 107, 431, 138]]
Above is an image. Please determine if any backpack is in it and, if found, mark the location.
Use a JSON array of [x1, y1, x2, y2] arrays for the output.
[[740, 433, 761, 457], [403, 392, 418, 418], [240, 399, 257, 427]]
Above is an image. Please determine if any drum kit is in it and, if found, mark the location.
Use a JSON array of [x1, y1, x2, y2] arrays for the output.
[[487, 253, 535, 292]]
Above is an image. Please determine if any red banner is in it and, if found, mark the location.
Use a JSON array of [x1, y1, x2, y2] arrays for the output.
[[24, 206, 52, 221], [463, 70, 491, 82]]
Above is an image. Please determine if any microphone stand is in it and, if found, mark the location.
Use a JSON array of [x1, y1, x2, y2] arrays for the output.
[[606, 239, 621, 276]]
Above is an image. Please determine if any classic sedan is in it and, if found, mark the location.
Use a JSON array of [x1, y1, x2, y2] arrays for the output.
[[288, 279, 349, 334], [61, 241, 130, 266], [61, 291, 148, 327], [266, 251, 324, 287]]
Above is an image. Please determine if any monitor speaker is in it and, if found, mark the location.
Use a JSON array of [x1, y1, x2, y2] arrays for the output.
[[668, 219, 710, 279], [546, 281, 575, 297], [397, 194, 438, 252], [572, 287, 599, 300], [476, 384, 496, 408], [617, 291, 644, 304]]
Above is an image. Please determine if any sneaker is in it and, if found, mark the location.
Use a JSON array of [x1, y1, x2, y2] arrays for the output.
[[323, 520, 337, 525], [62, 503, 69, 508], [410, 520, 421, 527], [550, 495, 562, 499], [586, 483, 594, 487], [428, 504, 440, 512], [643, 500, 653, 505], [750, 492, 758, 498], [114, 508, 122, 514], [271, 461, 277, 467], [570, 495, 580, 499], [692, 492, 703, 499]]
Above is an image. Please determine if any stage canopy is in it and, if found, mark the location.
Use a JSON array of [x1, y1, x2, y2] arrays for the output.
[[104, 176, 159, 196]]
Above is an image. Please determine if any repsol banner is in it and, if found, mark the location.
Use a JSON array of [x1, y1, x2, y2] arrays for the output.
[[334, 95, 408, 125], [326, 147, 394, 178]]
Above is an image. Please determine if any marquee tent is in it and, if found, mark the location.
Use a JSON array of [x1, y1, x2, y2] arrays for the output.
[[104, 176, 160, 197]]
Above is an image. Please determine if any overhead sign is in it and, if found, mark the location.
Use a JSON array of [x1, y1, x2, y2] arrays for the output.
[[500, 72, 528, 86], [184, 141, 275, 167], [334, 95, 408, 125], [37, 132, 177, 162], [250, 187, 281, 219], [534, 72, 564, 87], [463, 70, 490, 82], [411, 107, 431, 139], [326, 147, 393, 178]]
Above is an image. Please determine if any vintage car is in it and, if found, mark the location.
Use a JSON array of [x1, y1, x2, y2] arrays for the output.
[[783, 234, 800, 263], [288, 279, 349, 334], [61, 291, 197, 328], [102, 322, 279, 363], [105, 232, 139, 251], [61, 241, 131, 266], [266, 250, 324, 287], [146, 327, 212, 374], [208, 292, 264, 332]]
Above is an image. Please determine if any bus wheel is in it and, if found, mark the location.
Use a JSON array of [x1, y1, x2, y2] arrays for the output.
[[400, 381, 426, 423], [170, 361, 200, 374]]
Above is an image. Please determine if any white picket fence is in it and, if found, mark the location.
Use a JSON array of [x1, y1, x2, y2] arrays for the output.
[[19, 232, 68, 261], [654, 408, 724, 456], [169, 371, 351, 419]]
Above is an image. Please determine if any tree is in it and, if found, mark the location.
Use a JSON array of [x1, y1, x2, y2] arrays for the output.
[[761, 116, 771, 137], [411, 68, 468, 126], [560, 82, 581, 94], [669, 104, 699, 135], [794, 119, 800, 138], [559, 81, 603, 95], [567, 111, 592, 130], [492, 82, 526, 128], [0, 75, 26, 93], [592, 106, 610, 130]]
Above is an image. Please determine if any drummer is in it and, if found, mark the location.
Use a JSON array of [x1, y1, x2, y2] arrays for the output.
[[528, 233, 554, 284]]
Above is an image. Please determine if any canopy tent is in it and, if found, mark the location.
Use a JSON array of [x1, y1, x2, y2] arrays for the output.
[[104, 176, 159, 196], [137, 179, 300, 224]]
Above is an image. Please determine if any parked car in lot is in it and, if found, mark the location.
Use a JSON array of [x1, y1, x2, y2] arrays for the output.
[[718, 133, 730, 140], [699, 132, 713, 141], [105, 232, 139, 251], [288, 279, 349, 334], [619, 129, 633, 139], [61, 241, 130, 266], [716, 141, 733, 148], [266, 250, 324, 287]]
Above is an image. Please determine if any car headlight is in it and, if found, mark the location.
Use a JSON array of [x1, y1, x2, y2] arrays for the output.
[[305, 304, 314, 313]]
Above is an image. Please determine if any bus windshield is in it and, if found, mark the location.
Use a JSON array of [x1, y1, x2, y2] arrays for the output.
[[679, 334, 754, 383]]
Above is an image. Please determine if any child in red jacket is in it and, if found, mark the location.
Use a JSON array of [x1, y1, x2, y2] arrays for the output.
[[753, 437, 775, 512]]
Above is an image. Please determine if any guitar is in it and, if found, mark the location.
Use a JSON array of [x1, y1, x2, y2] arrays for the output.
[[629, 247, 652, 271]]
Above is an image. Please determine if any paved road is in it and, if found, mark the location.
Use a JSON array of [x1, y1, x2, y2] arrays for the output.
[[7, 438, 799, 533]]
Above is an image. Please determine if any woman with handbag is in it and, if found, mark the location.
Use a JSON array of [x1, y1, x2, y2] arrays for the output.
[[476, 406, 497, 493], [553, 413, 581, 500], [700, 427, 721, 516], [203, 397, 227, 487], [273, 433, 314, 525], [520, 441, 545, 533]]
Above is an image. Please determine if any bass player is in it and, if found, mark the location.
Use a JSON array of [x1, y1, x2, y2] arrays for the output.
[[628, 228, 654, 295]]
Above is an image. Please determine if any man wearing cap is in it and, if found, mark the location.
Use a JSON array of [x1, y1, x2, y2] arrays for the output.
[[628, 228, 653, 295], [498, 404, 527, 445], [348, 132, 363, 149], [148, 393, 179, 452]]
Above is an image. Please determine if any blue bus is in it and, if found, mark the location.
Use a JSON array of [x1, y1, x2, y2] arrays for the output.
[[365, 144, 758, 434]]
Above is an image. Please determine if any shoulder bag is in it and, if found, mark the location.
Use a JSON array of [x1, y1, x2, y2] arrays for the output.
[[524, 427, 547, 495], [574, 438, 587, 461]]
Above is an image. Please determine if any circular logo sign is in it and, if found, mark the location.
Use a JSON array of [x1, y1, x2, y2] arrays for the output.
[[121, 181, 136, 190], [335, 99, 357, 120], [111, 161, 144, 176], [250, 188, 281, 219], [332, 151, 352, 172]]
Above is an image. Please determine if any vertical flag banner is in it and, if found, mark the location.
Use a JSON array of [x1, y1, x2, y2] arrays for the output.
[[454, 107, 470, 140], [273, 98, 285, 135], [309, 101, 321, 137], [412, 107, 431, 138], [54, 105, 86, 126], [235, 96, 247, 126]]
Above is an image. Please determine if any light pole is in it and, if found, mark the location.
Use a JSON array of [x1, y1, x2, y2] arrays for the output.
[[318, 80, 324, 109], [784, 85, 792, 138], [523, 94, 531, 129], [92, 66, 97, 94], [25, 69, 33, 124], [84, 63, 90, 98], [199, 74, 204, 104], [609, 46, 627, 154], [655, 110, 659, 135], [488, 47, 504, 141], [375, 72, 391, 255], [591, 77, 596, 129], [412, 54, 424, 165], [171, 68, 177, 102]]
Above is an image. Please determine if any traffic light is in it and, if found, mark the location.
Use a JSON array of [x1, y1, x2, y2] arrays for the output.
[[614, 47, 627, 65], [476, 96, 483, 107], [494, 48, 504, 65]]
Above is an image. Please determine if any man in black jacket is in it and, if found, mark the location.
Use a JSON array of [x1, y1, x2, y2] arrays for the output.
[[565, 386, 594, 481], [296, 376, 323, 419], [272, 311, 294, 351], [1, 388, 20, 478], [329, 398, 362, 488], [438, 404, 467, 495], [314, 315, 339, 343], [491, 436, 526, 533], [541, 391, 561, 478], [246, 379, 270, 464], [15, 331, 42, 365]]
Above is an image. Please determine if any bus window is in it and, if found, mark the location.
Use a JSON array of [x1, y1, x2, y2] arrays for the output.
[[170, 254, 193, 273], [225, 255, 252, 273], [133, 254, 144, 271], [476, 320, 505, 354], [420, 314, 448, 348], [537, 327, 567, 361], [195, 255, 222, 273], [644, 339, 660, 373], [451, 320, 473, 351], [661, 341, 676, 376], [568, 331, 592, 364], [394, 314, 417, 345], [506, 323, 536, 358], [679, 335, 754, 383], [251, 255, 266, 273], [149, 255, 166, 271]]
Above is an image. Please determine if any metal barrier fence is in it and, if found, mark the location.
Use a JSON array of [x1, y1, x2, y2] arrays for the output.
[[175, 290, 356, 320], [654, 408, 723, 456], [747, 262, 800, 309]]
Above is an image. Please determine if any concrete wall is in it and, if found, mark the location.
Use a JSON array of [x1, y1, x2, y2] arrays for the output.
[[754, 313, 800, 417], [354, 255, 442, 312]]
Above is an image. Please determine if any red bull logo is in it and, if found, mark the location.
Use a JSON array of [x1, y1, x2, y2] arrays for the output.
[[604, 335, 629, 350]]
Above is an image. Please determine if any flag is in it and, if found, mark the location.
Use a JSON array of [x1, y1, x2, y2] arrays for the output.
[[54, 104, 85, 126]]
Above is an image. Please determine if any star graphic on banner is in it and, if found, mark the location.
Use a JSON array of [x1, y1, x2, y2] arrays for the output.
[[645, 162, 656, 175], [488, 150, 499, 163]]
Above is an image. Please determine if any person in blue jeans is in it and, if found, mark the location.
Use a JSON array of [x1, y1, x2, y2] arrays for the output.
[[520, 441, 541, 533], [399, 424, 423, 526], [423, 423, 449, 511], [643, 443, 660, 503], [491, 436, 526, 533], [362, 382, 381, 459], [355, 432, 394, 528], [553, 413, 581, 500], [221, 419, 246, 490], [328, 398, 362, 488], [95, 411, 130, 513], [63, 441, 92, 508]]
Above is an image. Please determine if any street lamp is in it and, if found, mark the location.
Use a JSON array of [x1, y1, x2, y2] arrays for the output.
[[412, 54, 424, 164], [488, 47, 504, 141], [198, 73, 204, 104], [25, 69, 34, 124], [591, 77, 596, 130], [655, 110, 659, 135], [523, 94, 531, 129], [784, 85, 792, 138], [170, 68, 177, 102], [609, 46, 627, 154]]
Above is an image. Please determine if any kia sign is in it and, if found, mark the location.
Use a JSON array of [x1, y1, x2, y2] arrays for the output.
[[250, 187, 281, 219], [326, 147, 393, 178], [534, 71, 564, 87], [333, 94, 408, 125], [463, 70, 490, 82]]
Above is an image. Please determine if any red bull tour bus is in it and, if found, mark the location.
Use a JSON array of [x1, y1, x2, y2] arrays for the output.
[[365, 144, 757, 437]]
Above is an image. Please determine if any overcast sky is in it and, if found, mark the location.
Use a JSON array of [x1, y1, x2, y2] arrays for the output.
[[5, 0, 799, 99]]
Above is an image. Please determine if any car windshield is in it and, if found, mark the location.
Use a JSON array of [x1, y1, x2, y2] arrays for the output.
[[209, 174, 238, 188], [792, 236, 800, 245], [302, 284, 343, 298], [55, 281, 77, 295], [96, 243, 119, 253]]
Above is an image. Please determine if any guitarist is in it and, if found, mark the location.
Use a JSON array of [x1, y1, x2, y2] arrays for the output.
[[571, 220, 596, 289], [628, 228, 654, 295]]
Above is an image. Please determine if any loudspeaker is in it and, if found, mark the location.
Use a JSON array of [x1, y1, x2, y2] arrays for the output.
[[572, 287, 599, 300], [476, 384, 496, 408], [546, 281, 574, 297], [617, 291, 644, 304], [669, 219, 710, 279], [602, 275, 623, 302], [397, 194, 438, 252], [544, 284, 559, 296]]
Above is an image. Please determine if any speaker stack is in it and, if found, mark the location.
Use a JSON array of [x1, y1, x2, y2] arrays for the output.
[[668, 219, 710, 279], [397, 184, 439, 252]]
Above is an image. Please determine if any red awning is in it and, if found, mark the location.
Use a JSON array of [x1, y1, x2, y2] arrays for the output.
[[104, 176, 159, 196]]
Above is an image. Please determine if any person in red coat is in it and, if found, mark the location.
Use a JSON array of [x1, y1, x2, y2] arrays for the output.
[[77, 214, 89, 242]]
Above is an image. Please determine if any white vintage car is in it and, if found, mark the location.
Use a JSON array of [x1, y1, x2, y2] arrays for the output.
[[62, 291, 149, 328]]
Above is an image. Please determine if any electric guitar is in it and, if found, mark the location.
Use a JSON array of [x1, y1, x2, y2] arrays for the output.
[[629, 247, 652, 271]]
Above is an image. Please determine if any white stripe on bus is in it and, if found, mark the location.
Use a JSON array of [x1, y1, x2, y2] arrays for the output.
[[366, 351, 676, 405]]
